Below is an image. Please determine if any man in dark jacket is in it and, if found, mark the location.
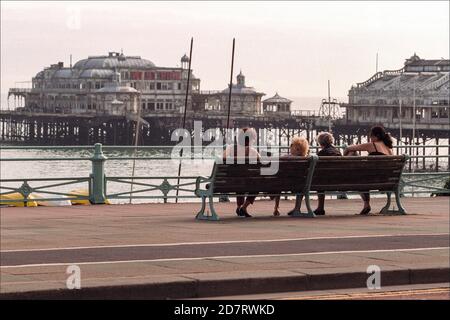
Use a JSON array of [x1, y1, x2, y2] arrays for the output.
[[314, 132, 342, 215]]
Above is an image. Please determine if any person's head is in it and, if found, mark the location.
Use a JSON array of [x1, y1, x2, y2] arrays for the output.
[[316, 132, 334, 149], [369, 125, 393, 148], [237, 127, 257, 147], [290, 136, 309, 156]]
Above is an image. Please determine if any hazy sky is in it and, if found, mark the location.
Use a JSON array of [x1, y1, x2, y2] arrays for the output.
[[1, 1, 449, 106]]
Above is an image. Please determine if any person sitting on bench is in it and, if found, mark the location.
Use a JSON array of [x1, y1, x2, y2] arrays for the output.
[[313, 132, 342, 216], [272, 136, 310, 216], [223, 127, 260, 218], [344, 125, 394, 215]]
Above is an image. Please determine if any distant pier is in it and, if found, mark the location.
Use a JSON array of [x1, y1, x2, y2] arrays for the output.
[[0, 110, 324, 146]]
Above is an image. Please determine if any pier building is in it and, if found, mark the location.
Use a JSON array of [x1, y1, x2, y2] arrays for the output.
[[192, 71, 265, 115], [341, 54, 449, 132], [8, 52, 200, 115]]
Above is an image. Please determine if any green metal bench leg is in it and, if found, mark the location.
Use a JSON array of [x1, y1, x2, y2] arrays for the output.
[[195, 196, 207, 219], [291, 193, 315, 218], [380, 191, 406, 215], [303, 193, 316, 217], [394, 189, 407, 215], [379, 192, 392, 214], [196, 196, 220, 221]]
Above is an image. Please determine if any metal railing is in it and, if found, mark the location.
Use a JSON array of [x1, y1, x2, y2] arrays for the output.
[[1, 143, 449, 205], [290, 110, 319, 117]]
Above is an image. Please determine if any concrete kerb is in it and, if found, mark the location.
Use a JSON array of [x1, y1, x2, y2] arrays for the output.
[[1, 267, 448, 300]]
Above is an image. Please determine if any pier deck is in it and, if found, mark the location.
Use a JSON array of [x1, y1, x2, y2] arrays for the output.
[[1, 197, 449, 299]]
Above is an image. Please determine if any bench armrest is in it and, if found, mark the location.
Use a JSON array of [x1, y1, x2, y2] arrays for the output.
[[195, 176, 213, 197]]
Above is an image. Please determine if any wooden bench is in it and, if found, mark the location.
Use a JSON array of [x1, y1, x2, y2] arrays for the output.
[[310, 155, 408, 215], [194, 156, 317, 220], [194, 155, 408, 220]]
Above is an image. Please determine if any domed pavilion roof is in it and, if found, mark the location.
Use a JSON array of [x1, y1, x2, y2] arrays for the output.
[[263, 93, 292, 104], [73, 52, 156, 70]]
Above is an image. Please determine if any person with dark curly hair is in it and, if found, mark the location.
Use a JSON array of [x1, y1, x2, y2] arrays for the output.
[[344, 125, 394, 215]]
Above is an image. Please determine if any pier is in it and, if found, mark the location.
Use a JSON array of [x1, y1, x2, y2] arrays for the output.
[[0, 110, 322, 145]]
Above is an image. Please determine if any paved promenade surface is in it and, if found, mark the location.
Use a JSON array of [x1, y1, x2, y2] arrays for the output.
[[0, 197, 449, 299]]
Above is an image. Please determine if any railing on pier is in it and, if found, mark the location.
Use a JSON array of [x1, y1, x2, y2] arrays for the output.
[[8, 88, 32, 95], [1, 144, 449, 205], [290, 110, 319, 117]]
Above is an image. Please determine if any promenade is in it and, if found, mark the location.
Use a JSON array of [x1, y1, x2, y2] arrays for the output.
[[0, 197, 449, 299]]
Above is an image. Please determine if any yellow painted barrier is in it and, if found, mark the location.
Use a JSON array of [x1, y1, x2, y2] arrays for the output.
[[0, 193, 38, 207], [68, 189, 111, 205]]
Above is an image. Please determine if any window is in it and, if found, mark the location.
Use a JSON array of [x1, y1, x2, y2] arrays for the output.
[[178, 83, 182, 90], [431, 109, 439, 118], [150, 83, 155, 90], [156, 102, 164, 110], [130, 71, 142, 80], [393, 109, 398, 118], [144, 71, 155, 80], [156, 82, 162, 90], [148, 102, 155, 110]]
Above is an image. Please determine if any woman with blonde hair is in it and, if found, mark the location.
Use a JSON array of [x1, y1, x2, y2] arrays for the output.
[[272, 136, 310, 216]]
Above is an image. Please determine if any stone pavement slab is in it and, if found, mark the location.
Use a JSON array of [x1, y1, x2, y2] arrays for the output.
[[0, 197, 449, 298]]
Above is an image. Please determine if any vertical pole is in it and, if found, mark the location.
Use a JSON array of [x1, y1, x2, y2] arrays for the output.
[[90, 143, 107, 204], [129, 95, 143, 204], [422, 137, 426, 170], [448, 137, 450, 171], [447, 137, 450, 171], [435, 137, 439, 172], [398, 75, 403, 153], [328, 80, 331, 132], [412, 78, 416, 171], [376, 52, 378, 73], [175, 37, 194, 203], [226, 38, 236, 132], [415, 136, 419, 169], [407, 137, 414, 172]]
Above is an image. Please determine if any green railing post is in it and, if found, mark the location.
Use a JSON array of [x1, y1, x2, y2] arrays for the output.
[[90, 143, 107, 204]]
